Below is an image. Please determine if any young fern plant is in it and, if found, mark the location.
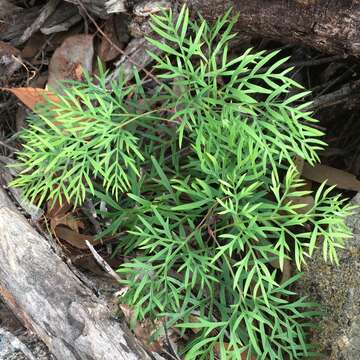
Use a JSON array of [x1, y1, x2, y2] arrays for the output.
[[11, 6, 356, 360]]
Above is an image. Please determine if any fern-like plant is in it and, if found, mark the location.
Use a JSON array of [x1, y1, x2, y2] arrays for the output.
[[11, 6, 356, 360]]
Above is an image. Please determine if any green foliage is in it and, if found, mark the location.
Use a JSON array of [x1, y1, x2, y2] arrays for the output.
[[12, 6, 356, 359]]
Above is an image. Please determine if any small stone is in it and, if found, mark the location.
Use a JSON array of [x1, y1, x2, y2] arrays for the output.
[[337, 335, 350, 350]]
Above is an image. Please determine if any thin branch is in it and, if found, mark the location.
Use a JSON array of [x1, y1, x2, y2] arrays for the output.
[[17, 0, 61, 45], [163, 321, 181, 360], [311, 79, 360, 110], [76, 0, 161, 86], [242, 54, 345, 77], [0, 140, 17, 153], [85, 240, 122, 282]]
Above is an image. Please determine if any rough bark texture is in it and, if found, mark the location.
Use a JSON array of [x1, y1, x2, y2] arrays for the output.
[[0, 188, 151, 360], [185, 0, 360, 57], [72, 0, 360, 57], [3, 0, 360, 56]]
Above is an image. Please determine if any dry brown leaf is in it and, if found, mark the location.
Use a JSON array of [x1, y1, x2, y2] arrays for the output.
[[54, 225, 94, 250], [1, 87, 59, 111], [51, 213, 83, 234], [3, 86, 89, 128], [302, 162, 360, 191], [47, 34, 94, 91], [46, 197, 95, 250], [47, 196, 79, 232], [46, 196, 72, 217], [74, 64, 83, 81], [99, 18, 121, 62], [282, 156, 314, 215]]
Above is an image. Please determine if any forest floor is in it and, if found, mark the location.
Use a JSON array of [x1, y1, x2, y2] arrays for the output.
[[1, 0, 360, 359]]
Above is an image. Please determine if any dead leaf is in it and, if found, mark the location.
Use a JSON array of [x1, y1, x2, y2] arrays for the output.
[[302, 162, 360, 191], [47, 34, 94, 91], [46, 197, 96, 250], [283, 157, 314, 214], [46, 196, 70, 215], [74, 64, 83, 81], [1, 87, 60, 111], [54, 225, 94, 250], [280, 258, 292, 285], [51, 213, 83, 233], [3, 86, 88, 128]]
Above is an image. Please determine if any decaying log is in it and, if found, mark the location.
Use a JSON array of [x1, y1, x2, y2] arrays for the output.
[[0, 187, 151, 360], [0, 327, 38, 360], [185, 0, 360, 57], [3, 0, 360, 57], [63, 0, 360, 58]]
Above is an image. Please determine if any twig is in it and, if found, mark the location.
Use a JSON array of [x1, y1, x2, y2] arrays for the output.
[[76, 0, 161, 86], [310, 64, 356, 95], [41, 5, 82, 35], [311, 79, 360, 110], [163, 321, 181, 360], [17, 0, 61, 45], [107, 37, 161, 84], [242, 54, 345, 77], [286, 54, 346, 68], [0, 140, 17, 152], [85, 240, 122, 282], [0, 100, 12, 109]]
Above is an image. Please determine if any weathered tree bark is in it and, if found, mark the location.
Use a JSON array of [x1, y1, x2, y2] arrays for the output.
[[0, 188, 151, 360], [186, 0, 360, 57], [3, 0, 360, 56], [60, 0, 360, 58]]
